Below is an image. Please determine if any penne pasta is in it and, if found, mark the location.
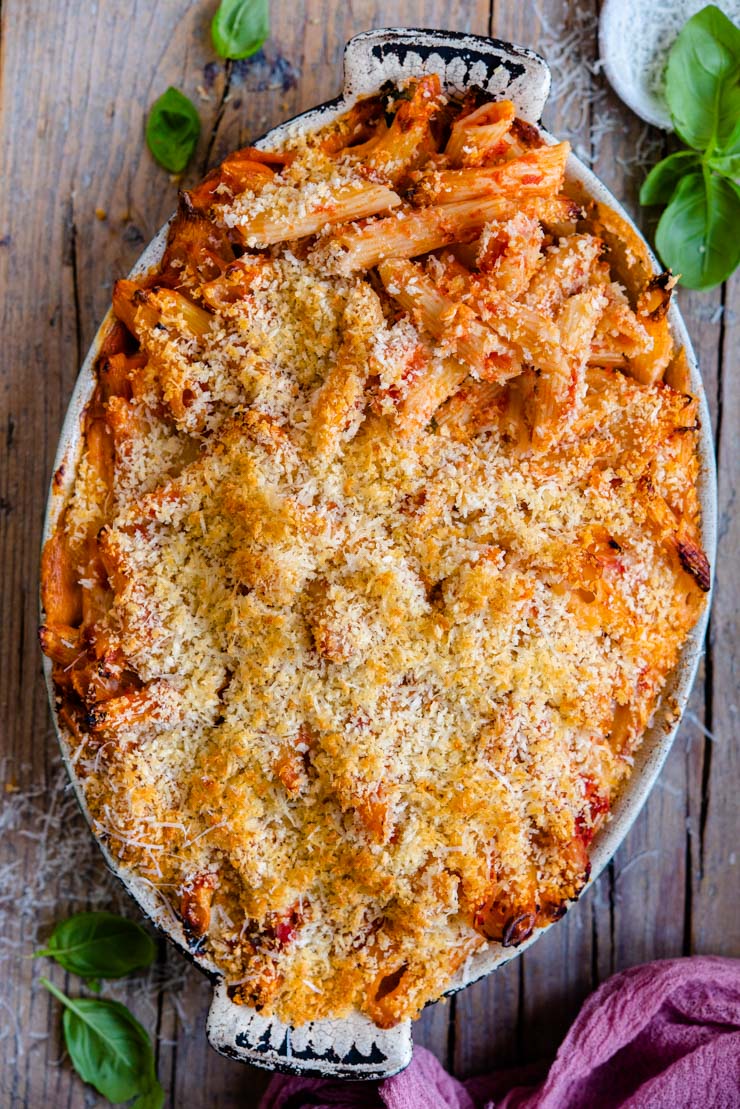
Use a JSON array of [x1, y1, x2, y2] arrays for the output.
[[638, 472, 710, 592], [378, 258, 520, 380], [664, 346, 692, 394], [87, 682, 167, 735], [628, 273, 677, 385], [309, 283, 384, 458], [327, 205, 475, 274], [434, 378, 506, 439], [451, 263, 567, 378], [342, 117, 389, 159], [113, 281, 213, 342], [529, 287, 607, 452], [41, 529, 83, 627], [135, 287, 214, 340], [39, 623, 83, 667], [629, 319, 673, 385], [500, 371, 535, 452], [105, 395, 147, 458], [589, 286, 652, 365], [200, 255, 274, 313], [85, 417, 115, 496], [524, 233, 603, 314], [98, 352, 146, 401], [328, 195, 579, 274], [80, 534, 113, 641], [113, 284, 220, 430], [587, 351, 628, 368], [187, 147, 282, 212], [318, 97, 386, 155], [444, 99, 516, 166], [359, 75, 442, 184], [476, 213, 544, 298], [161, 194, 236, 288], [395, 356, 470, 435], [233, 180, 402, 247], [414, 142, 570, 204]]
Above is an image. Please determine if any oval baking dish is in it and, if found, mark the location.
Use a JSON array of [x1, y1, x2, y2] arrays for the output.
[[41, 28, 716, 1080]]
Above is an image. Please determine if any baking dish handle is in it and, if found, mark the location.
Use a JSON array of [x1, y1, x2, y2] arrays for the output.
[[343, 27, 551, 122], [206, 979, 413, 1079]]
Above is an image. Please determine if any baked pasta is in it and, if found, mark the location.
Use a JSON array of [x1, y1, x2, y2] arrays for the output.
[[41, 77, 710, 1029]]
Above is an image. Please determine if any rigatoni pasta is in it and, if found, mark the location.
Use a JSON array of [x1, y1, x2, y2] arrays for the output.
[[41, 78, 709, 1031]]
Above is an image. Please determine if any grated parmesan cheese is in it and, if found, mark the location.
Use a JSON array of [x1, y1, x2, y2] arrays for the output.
[[40, 81, 708, 1030]]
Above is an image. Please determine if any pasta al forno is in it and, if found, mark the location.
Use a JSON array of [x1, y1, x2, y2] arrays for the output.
[[41, 77, 710, 1030]]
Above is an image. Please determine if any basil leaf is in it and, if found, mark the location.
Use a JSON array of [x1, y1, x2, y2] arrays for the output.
[[146, 87, 201, 174], [708, 114, 740, 177], [36, 911, 156, 983], [640, 150, 701, 205], [40, 978, 163, 1105], [710, 150, 740, 178], [133, 1082, 166, 1109], [665, 5, 740, 153], [212, 0, 269, 60], [655, 170, 740, 289], [709, 149, 740, 177]]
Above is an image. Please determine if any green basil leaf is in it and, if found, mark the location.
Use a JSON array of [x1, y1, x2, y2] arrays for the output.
[[40, 978, 163, 1105], [708, 114, 740, 177], [640, 150, 701, 205], [665, 5, 740, 152], [36, 911, 156, 982], [133, 1082, 166, 1109], [709, 149, 740, 177], [655, 170, 740, 289], [146, 87, 201, 174], [212, 0, 270, 60]]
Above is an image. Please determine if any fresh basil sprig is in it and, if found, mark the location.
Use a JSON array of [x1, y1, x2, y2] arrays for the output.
[[665, 4, 740, 153], [40, 978, 164, 1108], [655, 172, 740, 290], [211, 0, 270, 60], [640, 5, 740, 290], [146, 86, 201, 174], [35, 911, 156, 988]]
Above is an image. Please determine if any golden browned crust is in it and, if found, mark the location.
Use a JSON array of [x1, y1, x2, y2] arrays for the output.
[[40, 82, 708, 1028]]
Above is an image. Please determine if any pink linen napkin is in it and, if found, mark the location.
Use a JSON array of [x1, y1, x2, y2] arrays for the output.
[[260, 956, 740, 1108]]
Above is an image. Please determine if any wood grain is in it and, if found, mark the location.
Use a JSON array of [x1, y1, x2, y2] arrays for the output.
[[0, 1, 736, 1105]]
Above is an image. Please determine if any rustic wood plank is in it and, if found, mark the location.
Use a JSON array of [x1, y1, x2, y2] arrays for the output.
[[689, 268, 739, 958], [412, 995, 454, 1060], [0, 0, 139, 1100], [673, 273, 723, 964]]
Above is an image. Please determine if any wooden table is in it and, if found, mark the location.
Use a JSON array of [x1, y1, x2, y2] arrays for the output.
[[1, 2, 737, 1105]]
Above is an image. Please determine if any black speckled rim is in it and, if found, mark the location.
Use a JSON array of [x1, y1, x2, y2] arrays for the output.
[[41, 27, 715, 1082]]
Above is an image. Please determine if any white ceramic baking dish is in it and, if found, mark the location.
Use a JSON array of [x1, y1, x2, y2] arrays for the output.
[[41, 28, 716, 1081]]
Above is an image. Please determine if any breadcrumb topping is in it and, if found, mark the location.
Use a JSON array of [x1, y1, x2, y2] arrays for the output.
[[42, 84, 707, 1030]]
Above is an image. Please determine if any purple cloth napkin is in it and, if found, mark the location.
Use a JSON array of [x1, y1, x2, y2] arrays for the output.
[[260, 957, 740, 1109]]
